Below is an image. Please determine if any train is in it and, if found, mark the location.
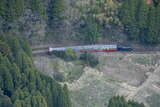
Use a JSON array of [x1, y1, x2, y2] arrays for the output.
[[48, 45, 133, 53]]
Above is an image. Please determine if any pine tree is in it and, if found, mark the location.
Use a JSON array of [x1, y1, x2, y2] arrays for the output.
[[147, 7, 159, 43], [31, 94, 48, 107], [5, 0, 15, 22], [138, 0, 149, 28], [138, 0, 149, 42], [82, 16, 102, 44], [10, 64, 21, 89], [63, 84, 71, 107], [0, 40, 10, 56], [13, 100, 23, 107], [0, 0, 7, 18], [21, 39, 32, 57], [1, 65, 14, 97], [13, 0, 24, 18], [28, 0, 46, 17], [49, 0, 65, 26], [120, 0, 139, 40]]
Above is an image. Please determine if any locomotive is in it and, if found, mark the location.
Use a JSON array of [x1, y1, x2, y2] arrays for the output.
[[48, 45, 133, 52]]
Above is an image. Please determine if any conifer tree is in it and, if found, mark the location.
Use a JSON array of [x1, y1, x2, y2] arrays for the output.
[[10, 64, 21, 89], [0, 0, 7, 18], [2, 66, 14, 97], [13, 0, 24, 18], [138, 0, 149, 28], [28, 0, 46, 17], [63, 84, 72, 107], [0, 40, 10, 56], [82, 16, 102, 44], [138, 0, 149, 42], [147, 7, 158, 43], [49, 0, 65, 26], [120, 0, 139, 40], [13, 100, 23, 107]]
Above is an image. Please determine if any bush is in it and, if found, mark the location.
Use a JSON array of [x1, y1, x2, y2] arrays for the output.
[[80, 52, 99, 67], [52, 48, 77, 61], [53, 71, 65, 82]]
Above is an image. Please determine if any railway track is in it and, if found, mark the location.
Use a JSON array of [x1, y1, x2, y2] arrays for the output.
[[31, 43, 86, 56], [32, 46, 160, 56], [31, 43, 160, 56]]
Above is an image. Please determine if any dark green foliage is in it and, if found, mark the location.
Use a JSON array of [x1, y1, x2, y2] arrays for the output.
[[27, 0, 46, 17], [138, 0, 149, 42], [52, 48, 77, 61], [108, 96, 145, 107], [0, 33, 72, 107], [0, 0, 7, 19], [153, 0, 160, 6], [120, 0, 160, 44], [80, 16, 102, 44], [0, 0, 46, 26], [119, 0, 140, 40], [146, 6, 160, 43], [128, 100, 145, 107], [80, 52, 99, 67], [48, 0, 65, 27], [0, 0, 24, 22], [12, 0, 24, 18], [0, 40, 10, 56]]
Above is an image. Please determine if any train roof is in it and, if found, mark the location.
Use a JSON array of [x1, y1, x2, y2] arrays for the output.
[[49, 45, 117, 52]]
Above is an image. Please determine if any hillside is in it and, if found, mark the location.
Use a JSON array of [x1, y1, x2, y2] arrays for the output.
[[0, 0, 159, 45], [34, 52, 160, 107]]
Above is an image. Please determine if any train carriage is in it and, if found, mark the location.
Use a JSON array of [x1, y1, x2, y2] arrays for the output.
[[49, 45, 119, 52]]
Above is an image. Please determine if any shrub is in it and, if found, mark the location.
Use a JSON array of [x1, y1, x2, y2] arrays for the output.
[[80, 52, 99, 67], [53, 71, 65, 82], [52, 48, 77, 61]]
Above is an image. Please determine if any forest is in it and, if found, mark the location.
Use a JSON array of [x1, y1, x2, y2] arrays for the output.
[[0, 32, 71, 107], [120, 0, 160, 44], [0, 0, 159, 44]]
